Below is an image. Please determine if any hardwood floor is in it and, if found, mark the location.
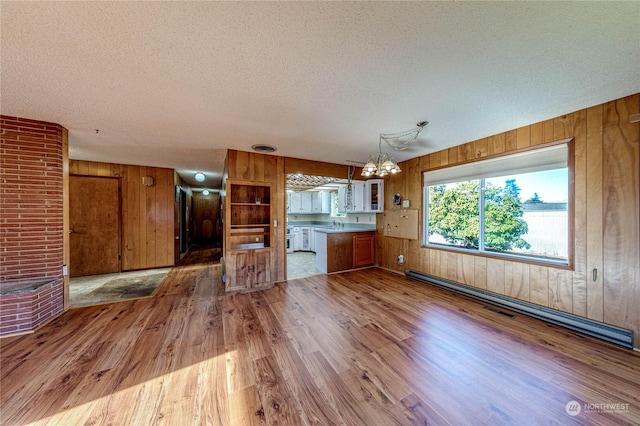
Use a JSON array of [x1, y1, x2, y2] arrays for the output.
[[1, 247, 639, 425]]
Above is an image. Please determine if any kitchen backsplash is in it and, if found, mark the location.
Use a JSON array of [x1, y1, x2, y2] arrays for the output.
[[287, 213, 376, 225]]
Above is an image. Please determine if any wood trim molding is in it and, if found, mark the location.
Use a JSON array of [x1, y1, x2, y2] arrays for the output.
[[420, 137, 574, 174]]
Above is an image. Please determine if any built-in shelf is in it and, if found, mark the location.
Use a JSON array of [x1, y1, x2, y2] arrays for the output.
[[224, 180, 275, 293]]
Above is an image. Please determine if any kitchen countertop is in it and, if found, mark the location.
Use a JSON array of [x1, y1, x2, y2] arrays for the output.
[[313, 226, 375, 234]]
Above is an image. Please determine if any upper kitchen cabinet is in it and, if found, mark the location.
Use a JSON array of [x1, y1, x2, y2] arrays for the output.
[[286, 191, 298, 213], [287, 190, 330, 214], [287, 191, 313, 213], [365, 179, 384, 212], [338, 180, 384, 213], [338, 181, 365, 213], [312, 190, 331, 214]]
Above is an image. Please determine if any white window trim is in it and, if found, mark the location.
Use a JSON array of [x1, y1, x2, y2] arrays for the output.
[[424, 143, 567, 186]]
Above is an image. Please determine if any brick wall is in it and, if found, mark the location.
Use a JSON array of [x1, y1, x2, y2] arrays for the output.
[[0, 279, 64, 335], [1, 115, 65, 336]]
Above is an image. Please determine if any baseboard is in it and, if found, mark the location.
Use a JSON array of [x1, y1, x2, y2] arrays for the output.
[[405, 269, 634, 349], [375, 265, 405, 276]]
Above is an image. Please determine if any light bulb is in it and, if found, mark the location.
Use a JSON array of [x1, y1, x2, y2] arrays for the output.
[[382, 160, 395, 171]]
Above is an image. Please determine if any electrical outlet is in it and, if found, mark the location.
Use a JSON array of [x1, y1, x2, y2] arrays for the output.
[[398, 255, 404, 265]]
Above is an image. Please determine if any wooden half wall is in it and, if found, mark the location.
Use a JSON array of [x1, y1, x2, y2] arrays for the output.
[[69, 160, 175, 271], [377, 94, 640, 348]]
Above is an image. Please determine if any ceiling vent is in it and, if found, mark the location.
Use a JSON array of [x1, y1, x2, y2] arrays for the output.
[[252, 144, 277, 153]]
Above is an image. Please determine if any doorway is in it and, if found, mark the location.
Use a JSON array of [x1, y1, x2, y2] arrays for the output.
[[69, 175, 120, 277], [179, 188, 188, 254]]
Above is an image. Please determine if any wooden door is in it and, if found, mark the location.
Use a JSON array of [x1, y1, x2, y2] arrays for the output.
[[70, 176, 120, 276], [225, 250, 251, 292], [179, 189, 188, 254], [353, 233, 375, 267], [252, 248, 273, 289]]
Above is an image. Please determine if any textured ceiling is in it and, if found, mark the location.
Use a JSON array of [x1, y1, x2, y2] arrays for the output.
[[1, 2, 638, 188]]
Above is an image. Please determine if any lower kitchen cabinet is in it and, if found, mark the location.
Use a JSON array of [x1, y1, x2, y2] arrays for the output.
[[300, 227, 312, 251], [316, 231, 376, 273], [225, 248, 274, 292], [353, 233, 375, 267], [326, 233, 354, 273]]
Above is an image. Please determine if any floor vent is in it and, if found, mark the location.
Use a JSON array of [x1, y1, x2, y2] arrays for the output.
[[405, 269, 633, 349]]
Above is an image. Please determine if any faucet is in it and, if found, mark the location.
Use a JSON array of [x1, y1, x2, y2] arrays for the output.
[[330, 219, 336, 228]]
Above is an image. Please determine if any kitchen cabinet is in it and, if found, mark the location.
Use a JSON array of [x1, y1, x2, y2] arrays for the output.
[[300, 192, 313, 213], [287, 191, 314, 214], [365, 179, 384, 212], [338, 181, 366, 213], [312, 190, 331, 213], [293, 227, 302, 251], [286, 191, 299, 214], [353, 233, 375, 267], [315, 230, 376, 273], [225, 248, 274, 292], [224, 179, 274, 292], [300, 227, 312, 251], [309, 228, 315, 252]]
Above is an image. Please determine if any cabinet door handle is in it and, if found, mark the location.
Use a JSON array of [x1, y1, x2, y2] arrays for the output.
[[592, 268, 597, 282]]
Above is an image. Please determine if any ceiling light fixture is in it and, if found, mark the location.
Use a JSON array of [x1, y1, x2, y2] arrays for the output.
[[360, 121, 428, 177], [194, 172, 205, 182], [202, 189, 210, 196]]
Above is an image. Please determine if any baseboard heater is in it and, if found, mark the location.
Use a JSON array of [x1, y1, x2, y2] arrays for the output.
[[405, 269, 634, 349]]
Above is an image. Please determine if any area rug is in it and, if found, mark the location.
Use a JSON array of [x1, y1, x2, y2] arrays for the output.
[[72, 271, 169, 306]]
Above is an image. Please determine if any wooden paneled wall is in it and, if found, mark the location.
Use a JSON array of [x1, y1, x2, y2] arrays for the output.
[[377, 94, 640, 348], [69, 160, 175, 271], [226, 150, 286, 281]]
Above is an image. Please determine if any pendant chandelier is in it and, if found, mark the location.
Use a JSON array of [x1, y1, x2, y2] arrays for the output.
[[361, 149, 401, 177], [361, 121, 428, 177]]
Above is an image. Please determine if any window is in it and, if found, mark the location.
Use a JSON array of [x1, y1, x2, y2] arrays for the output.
[[423, 143, 570, 265]]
